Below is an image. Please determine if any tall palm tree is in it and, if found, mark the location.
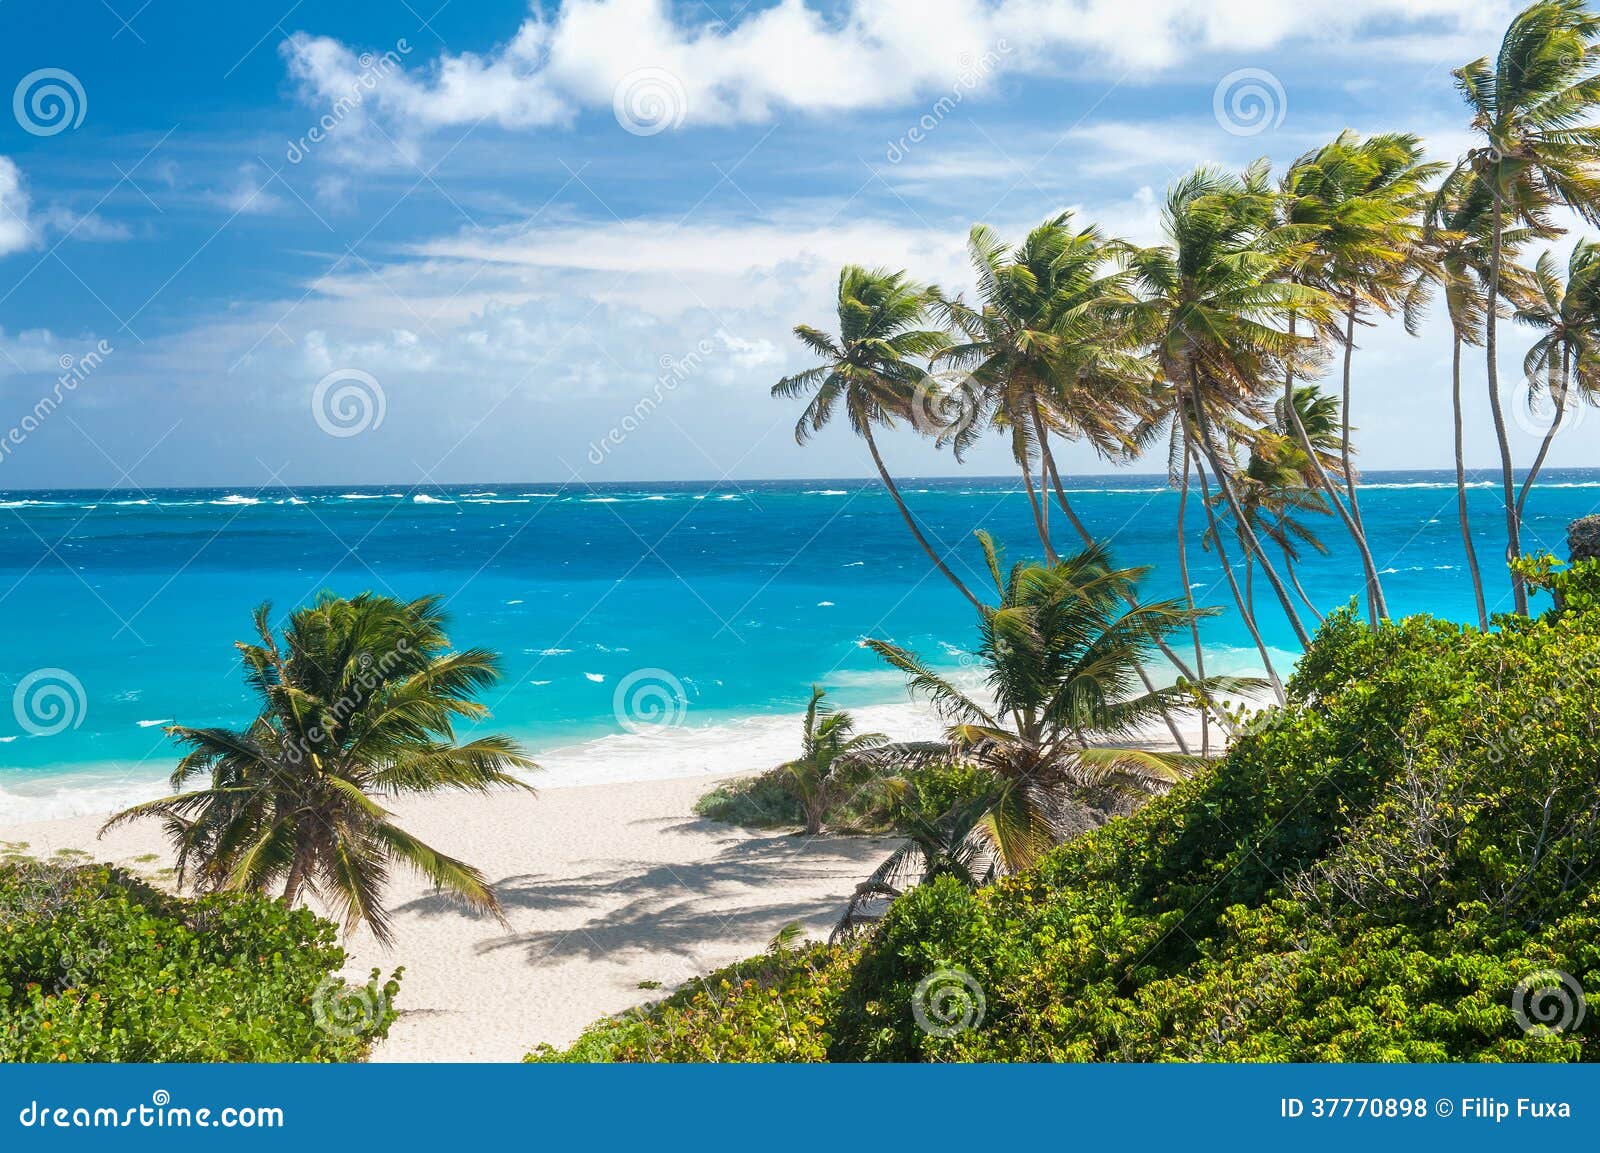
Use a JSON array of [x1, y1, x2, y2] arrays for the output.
[[1275, 131, 1442, 623], [1455, 0, 1600, 614], [103, 593, 537, 946], [780, 685, 887, 836], [1130, 163, 1332, 652], [773, 266, 979, 608], [937, 213, 1149, 560], [859, 534, 1257, 878], [1413, 164, 1538, 628], [1514, 239, 1600, 518]]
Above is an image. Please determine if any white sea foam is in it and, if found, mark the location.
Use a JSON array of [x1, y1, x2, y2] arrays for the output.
[[134, 718, 172, 728], [211, 494, 260, 506], [412, 494, 452, 504]]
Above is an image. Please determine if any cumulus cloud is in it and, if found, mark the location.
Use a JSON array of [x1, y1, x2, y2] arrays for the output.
[[0, 158, 36, 255], [279, 0, 1513, 142]]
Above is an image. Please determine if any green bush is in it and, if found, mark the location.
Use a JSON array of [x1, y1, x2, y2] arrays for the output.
[[695, 759, 992, 835], [546, 565, 1600, 1062], [0, 861, 400, 1062]]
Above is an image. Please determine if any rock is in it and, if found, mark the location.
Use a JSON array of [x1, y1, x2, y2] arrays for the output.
[[1571, 516, 1600, 564]]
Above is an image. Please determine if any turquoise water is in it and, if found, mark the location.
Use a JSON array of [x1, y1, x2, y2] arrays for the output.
[[1, 469, 1595, 817]]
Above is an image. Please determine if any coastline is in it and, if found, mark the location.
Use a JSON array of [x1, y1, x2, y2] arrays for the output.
[[2, 694, 1210, 1061]]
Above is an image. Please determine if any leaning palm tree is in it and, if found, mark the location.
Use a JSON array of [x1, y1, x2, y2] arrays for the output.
[[1513, 239, 1600, 519], [858, 534, 1257, 883], [1455, 0, 1600, 614], [1129, 163, 1332, 652], [780, 685, 887, 836], [773, 266, 978, 607], [937, 214, 1149, 559], [102, 593, 537, 946], [1276, 131, 1442, 623]]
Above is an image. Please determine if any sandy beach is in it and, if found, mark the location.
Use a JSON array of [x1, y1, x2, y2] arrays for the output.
[[2, 771, 897, 1061]]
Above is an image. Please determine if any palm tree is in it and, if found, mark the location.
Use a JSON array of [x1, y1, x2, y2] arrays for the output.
[[1276, 131, 1442, 623], [858, 534, 1257, 879], [937, 214, 1149, 560], [1514, 239, 1600, 519], [779, 685, 887, 836], [102, 593, 536, 946], [1455, 0, 1600, 614], [774, 266, 979, 608], [1413, 164, 1537, 628], [1130, 163, 1332, 652]]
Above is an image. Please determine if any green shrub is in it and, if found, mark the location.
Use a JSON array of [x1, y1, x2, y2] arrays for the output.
[[694, 759, 993, 835], [546, 566, 1600, 1062], [0, 861, 400, 1062]]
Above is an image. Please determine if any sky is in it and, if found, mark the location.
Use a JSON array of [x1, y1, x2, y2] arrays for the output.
[[0, 0, 1588, 490]]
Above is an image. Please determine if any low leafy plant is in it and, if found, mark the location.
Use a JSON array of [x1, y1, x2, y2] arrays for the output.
[[0, 860, 400, 1062]]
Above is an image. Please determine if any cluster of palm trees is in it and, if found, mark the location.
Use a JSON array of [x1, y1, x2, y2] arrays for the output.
[[776, 0, 1600, 699]]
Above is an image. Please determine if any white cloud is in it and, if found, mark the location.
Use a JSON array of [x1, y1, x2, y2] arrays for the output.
[[213, 164, 286, 216], [0, 158, 35, 256], [281, 0, 1513, 141]]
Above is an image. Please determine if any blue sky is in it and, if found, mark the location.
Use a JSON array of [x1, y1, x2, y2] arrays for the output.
[[0, 0, 1587, 489]]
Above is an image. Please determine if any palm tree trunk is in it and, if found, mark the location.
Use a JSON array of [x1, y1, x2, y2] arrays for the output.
[[1485, 196, 1528, 615], [1175, 455, 1210, 756], [1032, 406, 1094, 542], [1019, 456, 1055, 563], [1452, 331, 1489, 629], [1188, 373, 1312, 649], [282, 856, 306, 905], [1283, 313, 1389, 624], [1515, 344, 1570, 521], [1338, 306, 1382, 624], [863, 425, 982, 609], [1193, 451, 1286, 704], [1284, 551, 1324, 624]]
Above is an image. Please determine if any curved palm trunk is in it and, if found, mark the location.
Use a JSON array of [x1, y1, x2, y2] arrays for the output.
[[282, 854, 307, 905], [1515, 345, 1570, 522], [1283, 313, 1389, 623], [1019, 455, 1055, 563], [863, 425, 982, 609], [1189, 373, 1312, 650], [1337, 307, 1383, 623], [1175, 456, 1210, 755], [1284, 550, 1324, 624], [1485, 197, 1529, 615], [1451, 331, 1489, 629], [1193, 452, 1286, 704]]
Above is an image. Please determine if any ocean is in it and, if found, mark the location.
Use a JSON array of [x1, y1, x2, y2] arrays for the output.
[[2, 468, 1596, 821]]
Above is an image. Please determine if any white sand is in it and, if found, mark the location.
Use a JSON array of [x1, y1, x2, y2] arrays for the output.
[[0, 773, 896, 1062], [0, 690, 1226, 1062]]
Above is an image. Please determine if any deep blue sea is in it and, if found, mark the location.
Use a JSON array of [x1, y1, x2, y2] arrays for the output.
[[2, 468, 1596, 819]]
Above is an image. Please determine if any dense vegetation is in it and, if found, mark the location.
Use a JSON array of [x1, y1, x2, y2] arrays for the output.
[[538, 563, 1600, 1062], [0, 857, 399, 1061]]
